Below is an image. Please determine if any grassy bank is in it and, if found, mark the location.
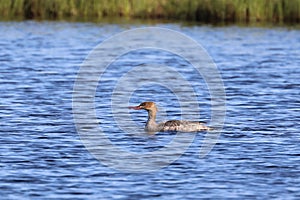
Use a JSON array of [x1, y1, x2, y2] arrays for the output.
[[0, 0, 300, 23]]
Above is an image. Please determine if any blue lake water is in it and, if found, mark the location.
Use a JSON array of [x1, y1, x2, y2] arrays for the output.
[[1, 21, 300, 199]]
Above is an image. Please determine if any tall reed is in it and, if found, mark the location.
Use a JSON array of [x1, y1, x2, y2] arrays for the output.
[[0, 0, 299, 23]]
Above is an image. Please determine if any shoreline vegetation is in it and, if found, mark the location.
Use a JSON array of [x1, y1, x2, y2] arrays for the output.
[[0, 0, 299, 24]]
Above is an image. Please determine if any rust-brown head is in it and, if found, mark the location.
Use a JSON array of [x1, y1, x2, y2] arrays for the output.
[[129, 102, 157, 111]]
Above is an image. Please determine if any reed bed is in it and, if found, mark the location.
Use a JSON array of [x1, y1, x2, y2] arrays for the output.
[[0, 0, 299, 23]]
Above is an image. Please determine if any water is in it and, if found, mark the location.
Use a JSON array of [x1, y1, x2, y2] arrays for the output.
[[1, 21, 300, 199]]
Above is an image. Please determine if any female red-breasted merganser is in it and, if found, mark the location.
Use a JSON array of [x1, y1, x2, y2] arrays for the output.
[[129, 102, 211, 132]]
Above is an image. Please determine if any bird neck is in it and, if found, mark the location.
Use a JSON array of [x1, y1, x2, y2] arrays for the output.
[[146, 109, 157, 126]]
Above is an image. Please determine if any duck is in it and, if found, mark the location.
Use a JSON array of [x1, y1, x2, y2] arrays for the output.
[[129, 102, 211, 132]]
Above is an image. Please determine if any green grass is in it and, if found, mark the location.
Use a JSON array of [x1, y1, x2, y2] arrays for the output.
[[0, 0, 299, 23]]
